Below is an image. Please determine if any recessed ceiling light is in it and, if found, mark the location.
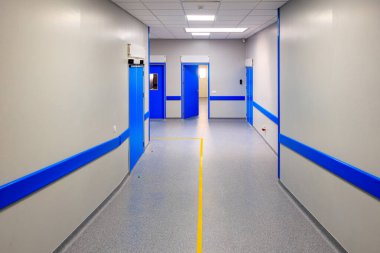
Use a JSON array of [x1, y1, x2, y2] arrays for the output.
[[186, 28, 247, 33], [192, 33, 210, 36], [187, 15, 215, 21]]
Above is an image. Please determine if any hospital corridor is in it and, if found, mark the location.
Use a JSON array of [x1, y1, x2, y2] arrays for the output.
[[0, 0, 379, 253]]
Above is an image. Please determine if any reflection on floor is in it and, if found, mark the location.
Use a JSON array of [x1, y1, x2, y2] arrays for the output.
[[61, 98, 339, 253]]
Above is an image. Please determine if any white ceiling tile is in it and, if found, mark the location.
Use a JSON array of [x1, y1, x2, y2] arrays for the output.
[[240, 20, 266, 26], [166, 24, 190, 28], [157, 15, 187, 22], [249, 10, 277, 16], [156, 35, 176, 39], [135, 15, 158, 21], [188, 21, 214, 26], [151, 9, 185, 16], [210, 33, 229, 39], [213, 20, 241, 26], [150, 29, 172, 37], [143, 20, 162, 25], [160, 20, 188, 25], [127, 9, 152, 16], [243, 15, 275, 22], [149, 24, 165, 28], [117, 2, 146, 10], [172, 33, 190, 38], [166, 27, 185, 32], [144, 2, 182, 10], [177, 36, 193, 39], [262, 16, 278, 26], [184, 9, 217, 15], [150, 27, 169, 32], [183, 2, 219, 10], [188, 24, 214, 28], [219, 2, 259, 10], [213, 24, 239, 28], [217, 10, 251, 16], [192, 36, 210, 39], [175, 34, 193, 39], [239, 24, 260, 30], [255, 1, 287, 10], [216, 15, 245, 21]]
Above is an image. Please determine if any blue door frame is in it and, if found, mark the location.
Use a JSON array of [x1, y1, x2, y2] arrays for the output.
[[246, 66, 253, 126], [129, 66, 144, 171], [181, 62, 210, 119], [149, 63, 166, 119]]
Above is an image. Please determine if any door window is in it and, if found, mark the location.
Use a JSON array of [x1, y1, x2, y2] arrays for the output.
[[150, 73, 158, 90]]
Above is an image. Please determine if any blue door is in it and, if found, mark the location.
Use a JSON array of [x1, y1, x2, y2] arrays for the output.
[[149, 64, 165, 119], [183, 64, 199, 119], [246, 67, 253, 126], [129, 66, 144, 170]]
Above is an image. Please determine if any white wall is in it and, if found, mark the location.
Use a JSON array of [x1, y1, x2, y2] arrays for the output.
[[245, 23, 278, 153], [150, 39, 246, 118], [280, 0, 380, 252], [0, 0, 148, 252]]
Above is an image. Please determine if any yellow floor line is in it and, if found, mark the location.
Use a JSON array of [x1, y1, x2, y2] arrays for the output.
[[151, 137, 204, 253], [197, 138, 204, 253]]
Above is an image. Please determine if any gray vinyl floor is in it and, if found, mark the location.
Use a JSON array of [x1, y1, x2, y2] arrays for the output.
[[62, 98, 338, 253]]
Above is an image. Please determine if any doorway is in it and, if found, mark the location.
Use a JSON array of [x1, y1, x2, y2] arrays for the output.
[[246, 66, 253, 126], [129, 65, 145, 170], [198, 65, 209, 119], [182, 63, 210, 119], [149, 63, 166, 119]]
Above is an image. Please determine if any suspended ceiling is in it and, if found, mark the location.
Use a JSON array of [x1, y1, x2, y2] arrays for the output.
[[112, 0, 288, 39]]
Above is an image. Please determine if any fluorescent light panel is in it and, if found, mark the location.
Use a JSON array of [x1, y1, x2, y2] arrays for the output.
[[187, 15, 215, 21], [186, 28, 247, 33], [192, 33, 210, 36]]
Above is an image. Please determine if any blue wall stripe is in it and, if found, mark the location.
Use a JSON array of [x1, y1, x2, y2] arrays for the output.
[[166, 96, 181, 100], [210, 96, 245, 101], [148, 27, 151, 141], [277, 8, 281, 179], [119, 128, 130, 144], [0, 128, 130, 209], [280, 134, 380, 199], [252, 101, 279, 125], [144, 111, 150, 121]]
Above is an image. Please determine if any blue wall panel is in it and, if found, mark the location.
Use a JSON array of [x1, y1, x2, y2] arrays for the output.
[[129, 66, 144, 170], [246, 67, 253, 125]]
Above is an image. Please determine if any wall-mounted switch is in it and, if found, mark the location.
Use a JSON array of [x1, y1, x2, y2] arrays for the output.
[[113, 125, 117, 133], [212, 90, 216, 94]]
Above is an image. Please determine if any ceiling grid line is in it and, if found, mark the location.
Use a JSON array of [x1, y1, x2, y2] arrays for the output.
[[139, 0, 177, 39], [230, 0, 262, 39]]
